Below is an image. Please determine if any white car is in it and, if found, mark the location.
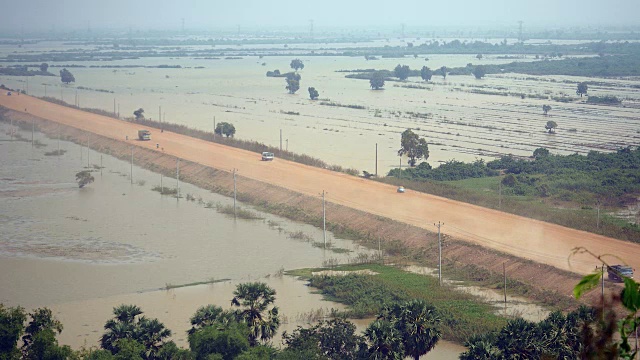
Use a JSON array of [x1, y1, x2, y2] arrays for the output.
[[261, 152, 274, 161], [397, 186, 405, 193]]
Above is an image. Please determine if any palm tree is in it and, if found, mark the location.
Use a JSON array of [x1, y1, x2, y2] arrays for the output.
[[363, 320, 404, 360], [188, 304, 236, 335], [231, 282, 280, 346], [378, 300, 441, 360], [137, 317, 171, 359], [101, 320, 136, 354], [114, 304, 143, 324]]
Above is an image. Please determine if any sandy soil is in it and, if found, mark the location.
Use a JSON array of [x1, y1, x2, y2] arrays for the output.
[[2, 94, 640, 278]]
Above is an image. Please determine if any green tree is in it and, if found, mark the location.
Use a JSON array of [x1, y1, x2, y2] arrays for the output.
[[545, 120, 558, 133], [0, 304, 26, 360], [420, 66, 432, 82], [137, 317, 172, 359], [188, 305, 234, 335], [576, 82, 588, 97], [113, 339, 144, 360], [472, 65, 486, 79], [285, 73, 300, 94], [308, 87, 319, 100], [476, 54, 483, 60], [75, 170, 95, 188], [363, 320, 404, 360], [188, 323, 249, 360], [22, 329, 73, 360], [231, 282, 280, 347], [379, 300, 441, 360], [542, 104, 552, 115], [156, 341, 194, 360], [290, 59, 304, 71], [533, 147, 550, 158], [398, 129, 429, 167], [214, 122, 236, 138], [100, 304, 171, 358], [59, 68, 75, 84], [393, 64, 410, 81], [370, 71, 385, 90], [133, 108, 145, 121], [40, 63, 49, 72]]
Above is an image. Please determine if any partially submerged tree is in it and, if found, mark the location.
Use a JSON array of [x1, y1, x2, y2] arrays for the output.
[[39, 63, 49, 72], [290, 59, 304, 71], [215, 122, 236, 137], [476, 54, 483, 60], [420, 66, 432, 82], [59, 68, 75, 84], [308, 87, 319, 100], [370, 71, 385, 90], [133, 108, 145, 121], [285, 73, 301, 94], [576, 82, 588, 97], [440, 66, 447, 80], [394, 64, 410, 81], [545, 120, 558, 134], [398, 129, 429, 167], [542, 104, 552, 116], [472, 65, 486, 79], [76, 170, 95, 188]]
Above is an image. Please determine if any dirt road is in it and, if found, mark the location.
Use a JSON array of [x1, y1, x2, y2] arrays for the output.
[[2, 94, 639, 275]]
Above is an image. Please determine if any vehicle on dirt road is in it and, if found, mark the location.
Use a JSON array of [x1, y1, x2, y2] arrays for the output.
[[138, 129, 151, 141], [607, 265, 634, 282], [261, 152, 274, 161]]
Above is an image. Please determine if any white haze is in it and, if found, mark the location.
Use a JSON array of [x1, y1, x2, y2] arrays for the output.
[[0, 0, 638, 33]]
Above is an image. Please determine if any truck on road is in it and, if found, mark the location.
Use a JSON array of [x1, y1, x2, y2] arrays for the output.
[[607, 265, 634, 282], [138, 130, 151, 141]]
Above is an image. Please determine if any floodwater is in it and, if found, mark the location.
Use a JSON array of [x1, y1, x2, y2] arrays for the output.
[[0, 124, 464, 358], [1, 42, 637, 174], [404, 266, 550, 323]]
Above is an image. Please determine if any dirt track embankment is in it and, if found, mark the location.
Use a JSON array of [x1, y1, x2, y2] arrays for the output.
[[1, 107, 606, 309]]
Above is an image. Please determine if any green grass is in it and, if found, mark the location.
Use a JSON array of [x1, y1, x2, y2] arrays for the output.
[[289, 264, 508, 343], [164, 278, 231, 290]]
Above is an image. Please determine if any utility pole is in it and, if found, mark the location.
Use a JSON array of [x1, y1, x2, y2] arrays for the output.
[[596, 200, 601, 230], [100, 155, 103, 176], [57, 126, 60, 156], [213, 116, 216, 140], [375, 143, 378, 176], [160, 174, 163, 194], [114, 98, 116, 116], [518, 20, 524, 43], [31, 118, 34, 147], [87, 135, 90, 167], [25, 76, 28, 94], [503, 262, 507, 310], [43, 84, 47, 97], [60, 88, 63, 102], [286, 139, 288, 152], [322, 190, 327, 248], [280, 129, 282, 152], [130, 146, 133, 184], [233, 168, 237, 218], [435, 221, 444, 285], [159, 106, 161, 126], [176, 159, 180, 199], [499, 181, 502, 209]]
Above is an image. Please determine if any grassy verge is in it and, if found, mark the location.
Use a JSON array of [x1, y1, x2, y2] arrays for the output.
[[377, 175, 640, 243], [288, 264, 508, 343]]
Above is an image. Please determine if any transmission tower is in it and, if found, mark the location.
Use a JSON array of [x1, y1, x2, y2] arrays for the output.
[[518, 21, 524, 42]]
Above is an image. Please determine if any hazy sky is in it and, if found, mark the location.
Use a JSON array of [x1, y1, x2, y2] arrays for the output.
[[1, 0, 639, 32]]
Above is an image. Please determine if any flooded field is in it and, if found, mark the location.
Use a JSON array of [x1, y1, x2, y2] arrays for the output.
[[1, 42, 637, 174], [0, 124, 467, 357]]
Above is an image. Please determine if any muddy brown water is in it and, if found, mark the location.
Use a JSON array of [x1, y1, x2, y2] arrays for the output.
[[1, 52, 637, 174], [0, 126, 464, 358]]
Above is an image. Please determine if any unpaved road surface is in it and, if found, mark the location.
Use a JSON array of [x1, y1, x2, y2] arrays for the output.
[[3, 94, 639, 275]]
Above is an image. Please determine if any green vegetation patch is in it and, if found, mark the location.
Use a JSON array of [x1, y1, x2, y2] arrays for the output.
[[293, 264, 507, 343]]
